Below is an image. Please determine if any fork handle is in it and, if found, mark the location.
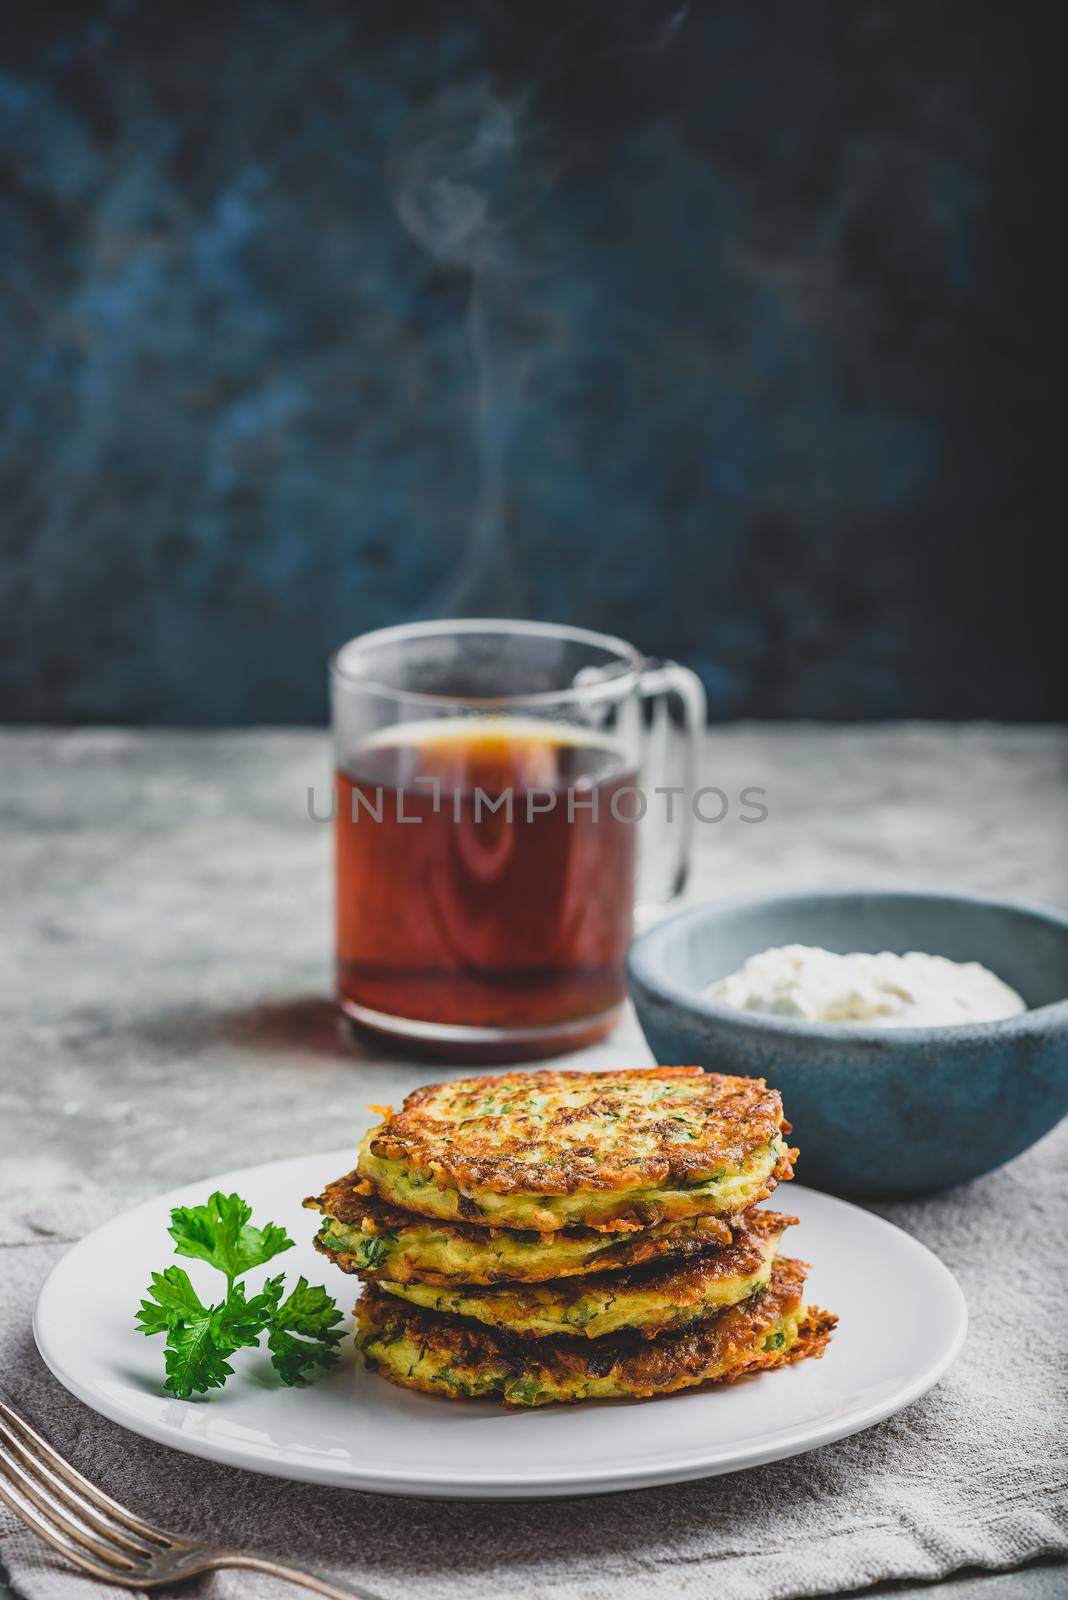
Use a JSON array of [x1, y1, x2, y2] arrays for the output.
[[209, 1552, 389, 1600]]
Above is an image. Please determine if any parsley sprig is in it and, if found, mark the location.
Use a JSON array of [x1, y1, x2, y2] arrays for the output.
[[136, 1192, 344, 1399]]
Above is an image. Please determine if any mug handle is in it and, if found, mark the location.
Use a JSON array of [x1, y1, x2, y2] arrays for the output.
[[635, 659, 706, 918]]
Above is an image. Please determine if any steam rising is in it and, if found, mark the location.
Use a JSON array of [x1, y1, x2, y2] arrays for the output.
[[388, 84, 530, 617], [386, 7, 691, 618]]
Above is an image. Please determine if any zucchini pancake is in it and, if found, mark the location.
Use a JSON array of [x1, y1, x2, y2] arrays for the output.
[[306, 1179, 735, 1286], [354, 1066, 795, 1232], [308, 1066, 834, 1408], [354, 1258, 836, 1407], [372, 1208, 794, 1341]]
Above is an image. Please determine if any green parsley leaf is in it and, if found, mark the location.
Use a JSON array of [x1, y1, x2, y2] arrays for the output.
[[135, 1265, 206, 1334], [215, 1279, 277, 1349], [136, 1272, 274, 1399], [161, 1315, 233, 1399], [266, 1275, 345, 1387], [168, 1191, 293, 1286], [138, 1192, 342, 1400]]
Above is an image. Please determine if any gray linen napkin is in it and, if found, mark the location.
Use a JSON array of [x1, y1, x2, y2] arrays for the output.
[[2, 1125, 1066, 1600]]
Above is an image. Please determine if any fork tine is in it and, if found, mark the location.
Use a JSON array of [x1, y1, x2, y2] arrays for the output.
[[0, 1474, 132, 1586], [0, 1460, 143, 1584], [0, 1399, 172, 1547], [0, 1439, 141, 1573], [0, 1412, 159, 1559]]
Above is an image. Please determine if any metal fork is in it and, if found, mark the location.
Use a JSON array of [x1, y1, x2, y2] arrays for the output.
[[0, 1396, 386, 1597]]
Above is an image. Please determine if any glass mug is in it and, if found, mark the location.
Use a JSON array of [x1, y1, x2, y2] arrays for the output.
[[330, 619, 705, 1061]]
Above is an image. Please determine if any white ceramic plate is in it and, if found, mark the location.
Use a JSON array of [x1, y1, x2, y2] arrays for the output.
[[34, 1149, 966, 1500]]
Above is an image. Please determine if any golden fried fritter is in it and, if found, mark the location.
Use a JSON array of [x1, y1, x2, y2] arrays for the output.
[[304, 1176, 735, 1286], [355, 1067, 795, 1232], [376, 1208, 794, 1340], [354, 1257, 835, 1406]]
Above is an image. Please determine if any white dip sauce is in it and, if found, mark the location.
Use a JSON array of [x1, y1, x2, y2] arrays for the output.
[[706, 945, 1026, 1027]]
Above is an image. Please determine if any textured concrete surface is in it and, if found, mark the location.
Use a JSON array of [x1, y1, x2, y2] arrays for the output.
[[3, 722, 1066, 1209], [1, 3, 1063, 724], [1, 724, 1065, 1598]]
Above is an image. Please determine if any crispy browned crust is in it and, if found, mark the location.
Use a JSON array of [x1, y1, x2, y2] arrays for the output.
[[305, 1179, 422, 1230], [783, 1306, 837, 1367], [355, 1257, 832, 1405], [768, 1142, 798, 1191], [307, 1174, 738, 1242], [306, 1175, 738, 1284], [361, 1067, 789, 1197], [374, 1208, 796, 1339], [598, 1207, 795, 1303], [309, 1175, 720, 1245]]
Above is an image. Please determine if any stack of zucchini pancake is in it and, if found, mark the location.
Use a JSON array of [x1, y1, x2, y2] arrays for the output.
[[305, 1066, 835, 1407]]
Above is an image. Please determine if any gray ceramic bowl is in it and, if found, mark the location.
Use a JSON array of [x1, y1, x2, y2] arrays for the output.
[[627, 889, 1068, 1197]]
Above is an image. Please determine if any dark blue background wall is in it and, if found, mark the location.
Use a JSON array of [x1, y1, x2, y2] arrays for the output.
[[1, 1, 1061, 724]]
